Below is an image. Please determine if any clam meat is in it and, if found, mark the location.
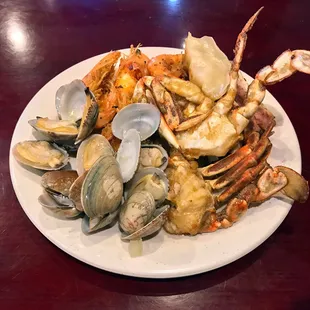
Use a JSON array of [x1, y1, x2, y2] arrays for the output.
[[13, 140, 69, 170], [139, 144, 168, 170], [125, 167, 169, 204], [76, 134, 114, 176]]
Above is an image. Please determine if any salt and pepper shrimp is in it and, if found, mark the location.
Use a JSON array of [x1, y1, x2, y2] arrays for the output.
[[147, 54, 187, 78], [115, 45, 149, 111], [82, 51, 121, 129]]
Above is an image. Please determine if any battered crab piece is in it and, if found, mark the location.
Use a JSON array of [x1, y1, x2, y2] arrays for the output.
[[164, 151, 215, 235]]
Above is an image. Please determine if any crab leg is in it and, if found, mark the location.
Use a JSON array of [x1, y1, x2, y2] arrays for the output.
[[151, 78, 182, 130], [217, 167, 289, 228], [217, 152, 269, 204], [201, 164, 303, 232], [210, 124, 273, 190], [199, 131, 260, 177], [157, 76, 213, 106], [145, 88, 180, 149], [236, 71, 249, 106], [231, 49, 310, 135], [131, 77, 180, 149], [214, 7, 263, 115], [175, 113, 210, 132]]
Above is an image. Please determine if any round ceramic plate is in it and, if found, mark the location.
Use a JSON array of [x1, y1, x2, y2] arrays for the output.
[[9, 47, 301, 278]]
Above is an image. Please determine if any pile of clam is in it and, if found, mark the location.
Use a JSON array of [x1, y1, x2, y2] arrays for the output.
[[13, 80, 170, 253]]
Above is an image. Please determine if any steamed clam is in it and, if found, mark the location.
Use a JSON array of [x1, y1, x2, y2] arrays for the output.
[[116, 128, 141, 183], [38, 170, 82, 218], [139, 144, 168, 170], [76, 134, 114, 176], [39, 193, 82, 218], [13, 140, 69, 170], [55, 79, 87, 122], [125, 168, 169, 204], [54, 79, 99, 145], [28, 117, 78, 143], [81, 153, 123, 233], [112, 103, 161, 183], [75, 88, 99, 144], [112, 103, 161, 141], [120, 167, 170, 242]]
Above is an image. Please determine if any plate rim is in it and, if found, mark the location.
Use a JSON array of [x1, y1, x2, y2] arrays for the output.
[[9, 47, 302, 278]]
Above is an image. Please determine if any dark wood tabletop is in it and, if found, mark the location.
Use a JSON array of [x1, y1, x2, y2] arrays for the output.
[[1, 0, 310, 309]]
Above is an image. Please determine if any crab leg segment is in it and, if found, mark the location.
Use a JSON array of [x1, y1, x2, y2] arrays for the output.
[[150, 78, 182, 130], [175, 113, 210, 132], [217, 149, 269, 204], [214, 7, 263, 115], [131, 78, 180, 149], [199, 131, 260, 177], [232, 49, 310, 136], [201, 165, 297, 232], [157, 76, 213, 106], [211, 122, 274, 189]]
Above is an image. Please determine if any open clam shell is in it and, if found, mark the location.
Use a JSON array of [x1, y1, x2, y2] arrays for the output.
[[82, 208, 119, 234], [139, 144, 168, 171], [12, 140, 69, 171], [125, 167, 169, 204], [75, 89, 99, 144], [28, 118, 78, 143], [116, 128, 141, 183], [76, 134, 114, 176], [111, 103, 160, 141], [121, 204, 170, 241], [38, 192, 81, 218], [55, 79, 87, 121], [41, 170, 78, 196], [81, 154, 123, 218], [45, 189, 73, 207]]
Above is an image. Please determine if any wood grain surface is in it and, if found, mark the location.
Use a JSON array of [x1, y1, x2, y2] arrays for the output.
[[1, 0, 310, 309]]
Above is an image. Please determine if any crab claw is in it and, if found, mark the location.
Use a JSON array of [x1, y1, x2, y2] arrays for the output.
[[275, 166, 309, 203]]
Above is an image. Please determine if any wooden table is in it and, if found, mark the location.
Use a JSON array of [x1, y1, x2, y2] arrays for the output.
[[1, 0, 310, 309]]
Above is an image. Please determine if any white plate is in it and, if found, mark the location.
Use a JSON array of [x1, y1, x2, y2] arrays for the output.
[[9, 47, 301, 278]]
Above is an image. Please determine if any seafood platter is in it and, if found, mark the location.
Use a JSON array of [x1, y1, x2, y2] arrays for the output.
[[9, 8, 309, 277]]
